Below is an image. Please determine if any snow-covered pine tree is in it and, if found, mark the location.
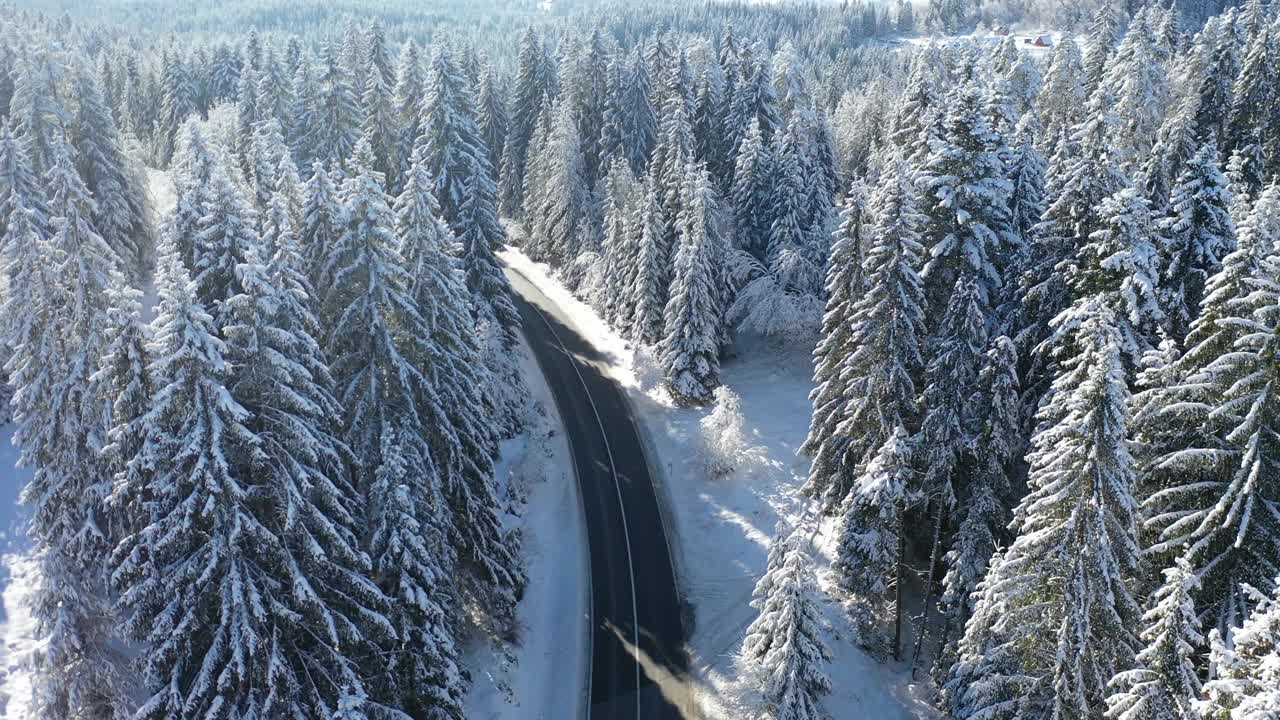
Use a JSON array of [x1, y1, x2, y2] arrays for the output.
[[598, 157, 641, 332], [111, 248, 259, 718], [477, 67, 508, 182], [834, 424, 914, 652], [457, 156, 521, 348], [1159, 139, 1235, 343], [319, 151, 470, 718], [92, 282, 153, 544], [1058, 187, 1164, 368], [0, 119, 49, 244], [739, 525, 831, 720], [1142, 94, 1200, 215], [1223, 8, 1275, 161], [1105, 558, 1203, 720], [933, 334, 1018, 686], [1200, 580, 1280, 718], [500, 29, 551, 215], [802, 151, 925, 507], [1101, 11, 1169, 174], [300, 160, 346, 293], [1015, 90, 1127, 423], [947, 300, 1141, 720], [660, 163, 725, 406], [191, 158, 261, 328], [257, 48, 296, 145], [729, 117, 772, 260], [1137, 182, 1279, 614], [919, 79, 1012, 324], [1225, 142, 1267, 229], [1191, 16, 1241, 145], [524, 101, 589, 267], [619, 47, 660, 176], [630, 175, 669, 346], [155, 49, 196, 167], [313, 43, 362, 173], [4, 141, 132, 719], [918, 274, 987, 509], [235, 65, 263, 165], [396, 148, 524, 637], [730, 117, 824, 339], [1081, 2, 1123, 96], [1038, 38, 1087, 148], [360, 48, 399, 189], [1005, 113, 1046, 262], [800, 179, 868, 491], [71, 65, 152, 280]]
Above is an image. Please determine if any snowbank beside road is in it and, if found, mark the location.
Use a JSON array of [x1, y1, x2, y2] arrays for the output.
[[464, 336, 590, 720]]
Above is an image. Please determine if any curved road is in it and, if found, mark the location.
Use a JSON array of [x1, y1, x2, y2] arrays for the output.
[[506, 268, 693, 720]]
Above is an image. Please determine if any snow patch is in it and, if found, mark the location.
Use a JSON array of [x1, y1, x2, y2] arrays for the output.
[[499, 247, 933, 720]]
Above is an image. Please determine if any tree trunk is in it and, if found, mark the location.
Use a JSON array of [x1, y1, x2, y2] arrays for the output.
[[894, 502, 904, 661], [910, 498, 947, 678]]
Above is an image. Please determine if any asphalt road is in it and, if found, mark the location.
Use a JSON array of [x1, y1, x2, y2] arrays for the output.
[[506, 268, 693, 720]]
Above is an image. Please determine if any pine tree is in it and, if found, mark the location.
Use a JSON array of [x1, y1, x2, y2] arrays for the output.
[[1201, 581, 1280, 718], [1039, 39, 1087, 146], [630, 176, 669, 346], [112, 249, 264, 719], [477, 68, 509, 180], [71, 66, 152, 280], [191, 159, 260, 328], [660, 163, 725, 407], [598, 157, 641, 332], [1016, 94, 1127, 419], [1059, 187, 1164, 368], [524, 102, 589, 267], [500, 29, 550, 215], [92, 282, 153, 544], [321, 155, 470, 718], [1082, 3, 1123, 96], [834, 425, 914, 651], [360, 50, 399, 189], [5, 141, 133, 719], [947, 301, 1141, 720], [397, 156, 523, 631], [301, 161, 345, 292], [800, 180, 868, 493], [1105, 558, 1203, 720], [920, 80, 1012, 323], [0, 119, 49, 243], [802, 152, 925, 506], [156, 50, 196, 167], [739, 526, 832, 720], [1137, 183, 1280, 627], [918, 275, 987, 508], [934, 334, 1018, 685], [1159, 139, 1235, 343], [1142, 94, 1200, 215], [729, 118, 772, 260], [313, 43, 362, 172], [1006, 113, 1046, 250]]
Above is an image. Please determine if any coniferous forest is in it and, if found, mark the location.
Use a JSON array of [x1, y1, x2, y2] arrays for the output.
[[2, 0, 1280, 718]]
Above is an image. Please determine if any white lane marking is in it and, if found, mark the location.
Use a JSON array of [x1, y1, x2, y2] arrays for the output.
[[520, 289, 643, 720]]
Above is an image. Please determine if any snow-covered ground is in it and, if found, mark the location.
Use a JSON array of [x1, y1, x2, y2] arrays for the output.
[[500, 247, 937, 719], [464, 337, 589, 720], [0, 429, 34, 719]]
